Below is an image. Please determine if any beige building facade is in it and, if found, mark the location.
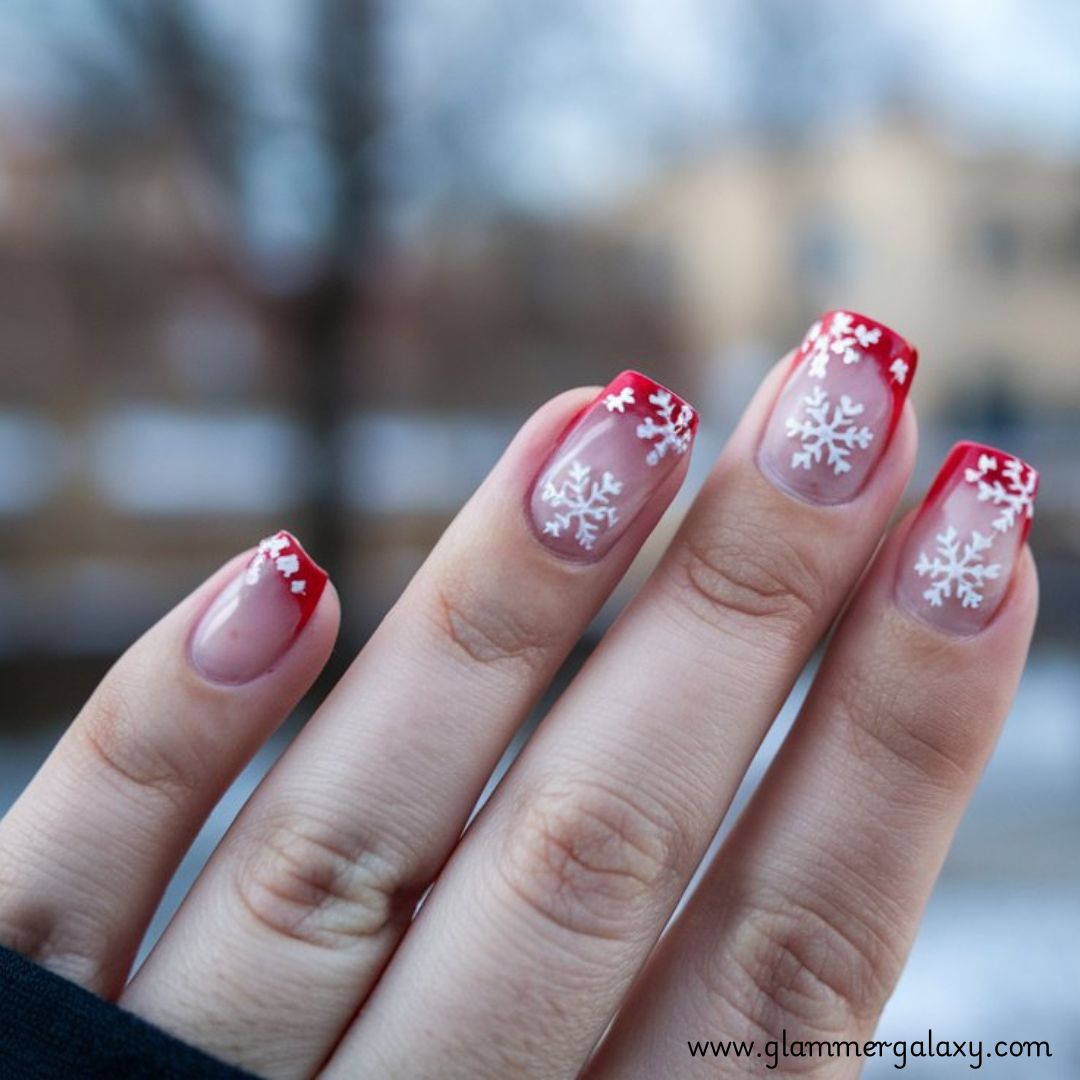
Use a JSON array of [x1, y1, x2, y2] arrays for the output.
[[615, 120, 1080, 412]]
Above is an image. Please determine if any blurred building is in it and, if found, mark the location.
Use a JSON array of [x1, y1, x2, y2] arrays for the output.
[[614, 117, 1080, 414], [1, 115, 1078, 701], [0, 117, 686, 683]]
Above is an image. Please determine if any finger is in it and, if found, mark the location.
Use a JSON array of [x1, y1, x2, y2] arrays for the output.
[[0, 532, 339, 997], [327, 312, 918, 1078], [588, 444, 1039, 1078], [121, 373, 699, 1076]]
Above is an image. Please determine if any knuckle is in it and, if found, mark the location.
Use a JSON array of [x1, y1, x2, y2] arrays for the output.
[[829, 662, 977, 790], [233, 812, 423, 950], [0, 863, 112, 992], [707, 886, 902, 1042], [667, 525, 824, 636], [434, 584, 558, 674], [6, 930, 108, 991], [75, 677, 203, 809], [499, 777, 686, 944]]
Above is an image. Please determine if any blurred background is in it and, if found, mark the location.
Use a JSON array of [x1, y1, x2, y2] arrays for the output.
[[0, 0, 1076, 1073]]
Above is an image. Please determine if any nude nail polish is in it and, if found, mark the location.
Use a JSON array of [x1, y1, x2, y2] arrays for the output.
[[528, 371, 699, 561], [190, 531, 328, 684], [758, 310, 917, 504], [896, 443, 1038, 635]]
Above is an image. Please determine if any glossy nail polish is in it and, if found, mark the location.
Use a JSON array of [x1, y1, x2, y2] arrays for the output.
[[528, 371, 699, 561], [896, 443, 1038, 635], [190, 531, 328, 684], [758, 310, 917, 504]]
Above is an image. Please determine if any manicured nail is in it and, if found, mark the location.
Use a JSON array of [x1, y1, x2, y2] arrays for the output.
[[758, 310, 917, 504], [190, 531, 328, 684], [896, 443, 1038, 635], [528, 371, 698, 560]]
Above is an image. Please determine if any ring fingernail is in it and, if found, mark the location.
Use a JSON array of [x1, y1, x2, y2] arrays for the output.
[[528, 371, 699, 560], [190, 530, 328, 684], [896, 442, 1039, 635], [758, 309, 917, 504]]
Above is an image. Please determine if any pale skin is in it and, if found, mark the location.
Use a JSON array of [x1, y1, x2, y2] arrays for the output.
[[0, 357, 1037, 1078]]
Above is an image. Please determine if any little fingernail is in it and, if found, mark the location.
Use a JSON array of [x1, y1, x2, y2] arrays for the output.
[[758, 310, 917, 505], [528, 371, 699, 561], [190, 530, 328, 684], [896, 443, 1039, 635]]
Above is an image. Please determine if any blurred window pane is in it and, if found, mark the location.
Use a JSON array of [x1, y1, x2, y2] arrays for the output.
[[974, 216, 1021, 275], [794, 210, 851, 282], [92, 409, 306, 514], [342, 413, 515, 514], [0, 412, 64, 513]]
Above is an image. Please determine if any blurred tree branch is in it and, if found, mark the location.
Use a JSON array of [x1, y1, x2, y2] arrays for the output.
[[22, 0, 380, 610]]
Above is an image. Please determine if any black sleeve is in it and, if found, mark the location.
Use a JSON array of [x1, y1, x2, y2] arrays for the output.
[[0, 945, 259, 1079]]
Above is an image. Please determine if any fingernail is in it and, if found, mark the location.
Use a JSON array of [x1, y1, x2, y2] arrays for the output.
[[528, 371, 699, 561], [896, 443, 1038, 635], [190, 530, 328, 684], [758, 310, 917, 504]]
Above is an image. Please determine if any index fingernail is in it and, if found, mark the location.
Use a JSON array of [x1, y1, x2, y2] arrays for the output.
[[528, 371, 699, 561]]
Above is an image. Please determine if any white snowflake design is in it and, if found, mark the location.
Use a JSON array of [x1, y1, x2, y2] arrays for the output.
[[964, 454, 1037, 534], [246, 534, 309, 596], [604, 386, 635, 413], [540, 460, 622, 550], [890, 358, 909, 384], [636, 389, 695, 466], [785, 385, 873, 475], [914, 526, 1001, 609], [800, 311, 882, 379]]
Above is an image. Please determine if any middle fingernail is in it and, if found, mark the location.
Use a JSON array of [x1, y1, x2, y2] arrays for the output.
[[758, 310, 917, 505]]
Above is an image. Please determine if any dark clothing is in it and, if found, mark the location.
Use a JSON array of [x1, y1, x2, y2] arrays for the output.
[[0, 945, 257, 1079]]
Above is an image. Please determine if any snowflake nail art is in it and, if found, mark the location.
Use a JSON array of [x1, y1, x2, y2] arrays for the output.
[[529, 370, 698, 560], [914, 526, 1001, 609], [799, 311, 883, 378], [636, 389, 696, 466], [540, 460, 622, 551], [760, 310, 916, 504], [786, 385, 874, 475], [898, 442, 1039, 635], [604, 386, 635, 413], [963, 453, 1038, 534], [244, 530, 328, 626]]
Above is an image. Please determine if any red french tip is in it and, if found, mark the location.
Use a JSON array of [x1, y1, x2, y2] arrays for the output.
[[254, 530, 329, 631], [923, 443, 1040, 544], [792, 309, 917, 427]]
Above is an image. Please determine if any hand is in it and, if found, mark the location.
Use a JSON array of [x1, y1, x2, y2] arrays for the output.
[[0, 314, 1039, 1078]]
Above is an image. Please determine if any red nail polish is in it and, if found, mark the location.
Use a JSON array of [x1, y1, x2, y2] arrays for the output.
[[897, 443, 1039, 634], [759, 310, 917, 504], [528, 371, 699, 561], [190, 531, 328, 684]]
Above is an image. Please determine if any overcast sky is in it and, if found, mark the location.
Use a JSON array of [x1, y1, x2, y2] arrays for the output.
[[2, 0, 1079, 236], [376, 0, 1080, 212]]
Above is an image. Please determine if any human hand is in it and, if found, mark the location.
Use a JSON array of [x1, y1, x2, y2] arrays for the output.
[[0, 313, 1039, 1078]]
